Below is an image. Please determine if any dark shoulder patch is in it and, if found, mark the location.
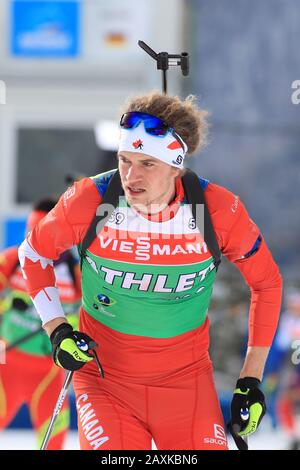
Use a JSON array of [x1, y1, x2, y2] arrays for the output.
[[199, 176, 209, 191], [91, 169, 117, 198]]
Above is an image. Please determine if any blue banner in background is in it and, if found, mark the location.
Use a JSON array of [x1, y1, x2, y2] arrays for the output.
[[11, 0, 80, 57], [3, 218, 26, 248]]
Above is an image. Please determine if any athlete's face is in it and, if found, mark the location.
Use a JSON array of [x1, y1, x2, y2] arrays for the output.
[[118, 152, 180, 214]]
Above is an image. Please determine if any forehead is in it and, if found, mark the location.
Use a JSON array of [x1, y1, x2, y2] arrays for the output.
[[118, 151, 162, 164]]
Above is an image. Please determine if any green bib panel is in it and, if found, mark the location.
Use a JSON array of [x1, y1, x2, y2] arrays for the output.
[[79, 174, 218, 339]]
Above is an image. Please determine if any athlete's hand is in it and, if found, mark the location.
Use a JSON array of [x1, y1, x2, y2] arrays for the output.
[[50, 323, 95, 371], [229, 377, 266, 439]]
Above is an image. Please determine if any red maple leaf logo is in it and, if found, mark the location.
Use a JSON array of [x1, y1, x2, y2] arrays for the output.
[[167, 140, 182, 150], [132, 139, 143, 149]]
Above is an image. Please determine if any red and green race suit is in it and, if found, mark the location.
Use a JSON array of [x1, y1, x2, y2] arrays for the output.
[[0, 247, 81, 449], [20, 170, 282, 450]]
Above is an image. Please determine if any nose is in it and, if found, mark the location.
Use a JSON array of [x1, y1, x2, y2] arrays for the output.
[[125, 164, 143, 183]]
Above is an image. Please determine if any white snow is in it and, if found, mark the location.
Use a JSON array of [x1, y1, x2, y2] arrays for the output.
[[0, 419, 291, 450]]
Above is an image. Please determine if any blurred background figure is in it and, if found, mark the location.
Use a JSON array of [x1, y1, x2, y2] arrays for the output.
[[263, 289, 300, 450], [0, 199, 81, 449]]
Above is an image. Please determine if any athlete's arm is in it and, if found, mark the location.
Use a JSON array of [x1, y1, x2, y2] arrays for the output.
[[44, 317, 67, 336], [238, 346, 269, 381], [232, 235, 282, 379], [207, 183, 283, 379], [18, 178, 101, 335]]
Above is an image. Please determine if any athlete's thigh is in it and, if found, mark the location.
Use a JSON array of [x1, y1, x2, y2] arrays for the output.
[[150, 368, 228, 450], [74, 382, 152, 450]]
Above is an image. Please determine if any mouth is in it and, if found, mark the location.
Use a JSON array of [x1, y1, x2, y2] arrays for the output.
[[126, 186, 146, 196]]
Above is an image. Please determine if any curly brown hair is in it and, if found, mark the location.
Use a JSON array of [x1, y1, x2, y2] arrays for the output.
[[121, 91, 209, 155]]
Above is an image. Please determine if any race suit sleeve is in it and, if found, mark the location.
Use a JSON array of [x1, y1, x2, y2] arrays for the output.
[[0, 247, 19, 291], [18, 178, 101, 325], [206, 183, 283, 347]]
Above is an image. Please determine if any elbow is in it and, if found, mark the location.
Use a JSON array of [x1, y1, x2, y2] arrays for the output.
[[271, 260, 283, 291], [266, 260, 283, 290], [277, 269, 283, 290], [18, 238, 54, 273]]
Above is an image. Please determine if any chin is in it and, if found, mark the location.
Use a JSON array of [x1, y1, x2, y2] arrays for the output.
[[126, 192, 147, 202], [130, 198, 149, 210], [132, 198, 148, 208]]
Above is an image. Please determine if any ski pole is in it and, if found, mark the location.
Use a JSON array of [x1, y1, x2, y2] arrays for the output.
[[40, 369, 74, 450], [40, 340, 103, 450], [228, 423, 249, 450], [88, 340, 105, 378]]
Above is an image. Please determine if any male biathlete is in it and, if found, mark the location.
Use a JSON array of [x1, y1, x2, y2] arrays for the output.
[[19, 92, 282, 450], [0, 199, 81, 449]]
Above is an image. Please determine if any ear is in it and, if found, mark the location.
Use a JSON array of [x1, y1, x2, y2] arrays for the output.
[[172, 168, 182, 178]]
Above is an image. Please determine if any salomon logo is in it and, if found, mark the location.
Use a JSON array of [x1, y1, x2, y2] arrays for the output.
[[214, 424, 226, 441], [172, 155, 183, 166]]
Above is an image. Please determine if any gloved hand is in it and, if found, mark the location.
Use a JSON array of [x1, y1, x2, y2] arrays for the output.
[[229, 376, 266, 439], [50, 323, 95, 371]]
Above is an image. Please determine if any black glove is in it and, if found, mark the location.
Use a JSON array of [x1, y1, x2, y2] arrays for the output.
[[229, 377, 266, 440], [50, 323, 95, 371]]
